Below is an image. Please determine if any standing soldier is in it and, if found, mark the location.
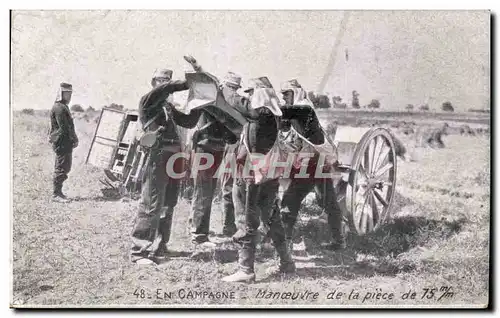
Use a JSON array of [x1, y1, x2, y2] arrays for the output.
[[189, 73, 241, 246], [218, 72, 244, 237], [279, 79, 346, 251], [49, 82, 78, 203], [222, 77, 295, 283], [130, 55, 205, 265]]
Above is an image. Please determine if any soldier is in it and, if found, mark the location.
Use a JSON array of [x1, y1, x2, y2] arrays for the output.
[[130, 55, 205, 265], [188, 73, 240, 246], [222, 77, 295, 283], [459, 124, 475, 136], [416, 123, 449, 148], [218, 72, 244, 237], [48, 82, 78, 203], [279, 79, 346, 251]]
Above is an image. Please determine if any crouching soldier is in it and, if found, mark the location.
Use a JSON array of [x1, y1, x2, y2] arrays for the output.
[[278, 79, 346, 251], [130, 55, 205, 265], [49, 82, 78, 203], [222, 77, 295, 283], [416, 123, 449, 148]]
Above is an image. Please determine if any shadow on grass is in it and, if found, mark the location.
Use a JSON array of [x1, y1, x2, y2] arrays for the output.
[[347, 215, 465, 258], [281, 190, 468, 281], [70, 194, 123, 202]]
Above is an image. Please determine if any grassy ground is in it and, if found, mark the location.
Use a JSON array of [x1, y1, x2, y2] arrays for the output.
[[11, 110, 490, 308]]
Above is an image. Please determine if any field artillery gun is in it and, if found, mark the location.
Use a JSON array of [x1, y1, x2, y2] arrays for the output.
[[84, 75, 398, 236], [329, 126, 398, 235]]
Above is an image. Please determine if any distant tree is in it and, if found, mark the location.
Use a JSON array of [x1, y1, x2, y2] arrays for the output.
[[316, 94, 331, 109], [405, 104, 414, 112], [70, 104, 84, 112], [108, 103, 124, 111], [86, 106, 95, 112], [468, 108, 490, 113], [367, 99, 381, 109], [308, 91, 319, 108], [21, 108, 35, 115], [332, 96, 347, 109], [419, 104, 430, 111], [441, 101, 454, 112]]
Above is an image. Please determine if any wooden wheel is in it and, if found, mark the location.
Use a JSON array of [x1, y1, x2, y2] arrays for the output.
[[345, 128, 397, 235]]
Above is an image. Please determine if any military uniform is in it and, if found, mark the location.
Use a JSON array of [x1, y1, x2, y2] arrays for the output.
[[279, 79, 345, 250], [222, 77, 295, 283], [130, 64, 204, 264], [189, 111, 237, 244], [219, 73, 246, 237], [190, 72, 245, 242], [49, 82, 78, 202]]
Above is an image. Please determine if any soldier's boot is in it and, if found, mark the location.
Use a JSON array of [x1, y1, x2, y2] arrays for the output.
[[52, 183, 70, 203], [222, 245, 256, 283], [222, 203, 237, 237], [52, 195, 70, 203], [135, 258, 156, 266], [321, 231, 347, 251], [266, 242, 296, 276], [156, 207, 174, 259]]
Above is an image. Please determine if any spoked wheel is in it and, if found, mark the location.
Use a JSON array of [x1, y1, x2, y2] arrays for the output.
[[345, 128, 397, 235]]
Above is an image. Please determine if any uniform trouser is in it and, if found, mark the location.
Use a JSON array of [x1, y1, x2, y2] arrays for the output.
[[232, 178, 292, 274], [190, 147, 224, 242], [221, 144, 238, 234], [53, 146, 73, 195], [130, 148, 180, 261], [281, 177, 344, 243], [221, 174, 236, 233]]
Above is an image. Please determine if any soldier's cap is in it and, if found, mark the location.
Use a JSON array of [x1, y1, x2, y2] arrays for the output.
[[151, 68, 173, 86], [280, 79, 302, 93], [152, 68, 173, 80], [222, 72, 242, 88], [60, 82, 72, 92], [243, 77, 273, 93]]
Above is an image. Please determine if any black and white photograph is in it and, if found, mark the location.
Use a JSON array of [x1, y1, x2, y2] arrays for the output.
[[9, 9, 491, 308]]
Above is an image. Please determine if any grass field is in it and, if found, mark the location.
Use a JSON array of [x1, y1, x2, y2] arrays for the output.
[[11, 109, 490, 308]]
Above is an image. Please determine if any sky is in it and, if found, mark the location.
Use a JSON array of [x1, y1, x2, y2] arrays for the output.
[[10, 10, 490, 112]]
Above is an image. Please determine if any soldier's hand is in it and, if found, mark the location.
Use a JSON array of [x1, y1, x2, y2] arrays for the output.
[[164, 102, 175, 113], [184, 55, 202, 72], [183, 55, 197, 65]]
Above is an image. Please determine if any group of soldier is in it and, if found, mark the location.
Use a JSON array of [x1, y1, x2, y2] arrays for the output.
[[48, 55, 346, 283]]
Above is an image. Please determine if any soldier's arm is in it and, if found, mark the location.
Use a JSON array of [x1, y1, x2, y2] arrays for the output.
[[143, 80, 190, 106], [234, 96, 259, 120], [53, 104, 73, 138], [139, 80, 191, 124], [280, 105, 315, 120], [168, 107, 203, 129], [223, 127, 238, 144]]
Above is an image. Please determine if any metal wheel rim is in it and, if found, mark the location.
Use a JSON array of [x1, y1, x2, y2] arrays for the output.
[[346, 128, 397, 235]]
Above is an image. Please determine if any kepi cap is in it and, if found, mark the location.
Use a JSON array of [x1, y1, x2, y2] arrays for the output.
[[60, 82, 72, 92], [280, 79, 302, 93], [152, 68, 173, 79], [222, 72, 242, 88], [244, 77, 273, 93]]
